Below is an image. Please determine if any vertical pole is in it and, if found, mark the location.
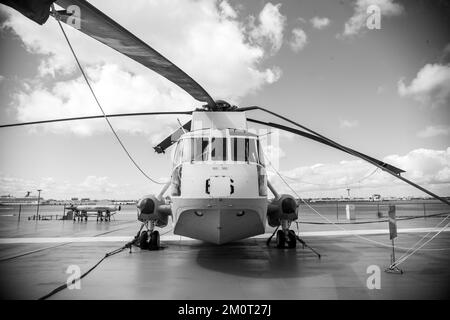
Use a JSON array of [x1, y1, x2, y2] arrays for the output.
[[377, 203, 380, 218], [36, 189, 42, 221], [336, 201, 339, 221], [18, 204, 21, 222], [391, 238, 396, 264], [423, 203, 426, 219]]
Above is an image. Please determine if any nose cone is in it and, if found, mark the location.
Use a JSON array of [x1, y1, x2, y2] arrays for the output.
[[174, 207, 265, 244]]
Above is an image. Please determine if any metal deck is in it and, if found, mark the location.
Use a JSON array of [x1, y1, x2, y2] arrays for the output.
[[0, 212, 449, 299]]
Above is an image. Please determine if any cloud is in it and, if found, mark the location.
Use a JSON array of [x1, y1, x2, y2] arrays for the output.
[[339, 118, 360, 129], [289, 28, 308, 52], [398, 63, 450, 108], [248, 3, 286, 54], [0, 173, 158, 200], [219, 0, 237, 19], [310, 17, 330, 29], [12, 64, 196, 136], [1, 0, 284, 135], [268, 148, 450, 198], [385, 148, 450, 184], [340, 0, 403, 37], [0, 75, 5, 83], [417, 125, 450, 138]]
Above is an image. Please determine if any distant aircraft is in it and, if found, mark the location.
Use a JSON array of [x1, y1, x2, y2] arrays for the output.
[[65, 204, 121, 222]]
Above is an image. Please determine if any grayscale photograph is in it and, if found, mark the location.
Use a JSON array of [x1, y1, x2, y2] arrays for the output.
[[0, 0, 449, 303]]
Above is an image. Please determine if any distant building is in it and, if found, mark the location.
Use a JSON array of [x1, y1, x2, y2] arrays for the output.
[[0, 195, 43, 205], [370, 194, 382, 201]]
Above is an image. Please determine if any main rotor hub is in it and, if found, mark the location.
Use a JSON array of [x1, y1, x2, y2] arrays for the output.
[[203, 100, 238, 111]]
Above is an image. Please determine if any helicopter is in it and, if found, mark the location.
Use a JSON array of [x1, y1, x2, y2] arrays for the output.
[[0, 0, 448, 252]]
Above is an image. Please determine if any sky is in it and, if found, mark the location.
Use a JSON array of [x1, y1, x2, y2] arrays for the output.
[[0, 0, 449, 200]]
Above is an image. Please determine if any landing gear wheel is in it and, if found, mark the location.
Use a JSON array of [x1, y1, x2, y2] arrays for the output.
[[287, 230, 297, 249], [276, 230, 286, 248], [149, 230, 160, 250], [139, 231, 149, 250]]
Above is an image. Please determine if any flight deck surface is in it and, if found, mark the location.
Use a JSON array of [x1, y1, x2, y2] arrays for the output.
[[0, 204, 449, 299]]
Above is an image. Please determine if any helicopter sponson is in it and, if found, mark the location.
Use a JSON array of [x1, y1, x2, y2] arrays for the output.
[[266, 194, 298, 228], [137, 195, 172, 227]]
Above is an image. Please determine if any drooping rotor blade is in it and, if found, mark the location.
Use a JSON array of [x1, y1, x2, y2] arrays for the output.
[[153, 121, 192, 154], [247, 117, 450, 206], [50, 0, 215, 107], [0, 0, 55, 25], [247, 118, 404, 174], [0, 111, 193, 128]]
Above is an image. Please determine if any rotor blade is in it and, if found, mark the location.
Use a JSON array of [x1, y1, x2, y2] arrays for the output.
[[247, 117, 450, 206], [53, 0, 215, 107], [153, 121, 192, 154], [0, 111, 193, 128], [248, 118, 404, 174], [241, 105, 406, 174], [0, 0, 55, 25]]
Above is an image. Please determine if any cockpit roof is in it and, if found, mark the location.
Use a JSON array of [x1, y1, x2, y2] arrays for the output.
[[181, 128, 258, 139]]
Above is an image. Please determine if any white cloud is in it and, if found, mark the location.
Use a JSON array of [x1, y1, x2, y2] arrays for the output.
[[12, 64, 194, 136], [219, 0, 237, 19], [0, 75, 5, 83], [417, 125, 450, 138], [385, 148, 450, 184], [0, 173, 158, 200], [248, 3, 286, 54], [1, 0, 284, 135], [289, 28, 308, 52], [339, 118, 360, 129], [310, 17, 330, 29], [398, 63, 450, 108], [268, 148, 450, 198], [341, 0, 403, 37]]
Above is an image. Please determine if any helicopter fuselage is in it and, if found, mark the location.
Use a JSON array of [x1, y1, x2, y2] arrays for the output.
[[169, 112, 268, 244]]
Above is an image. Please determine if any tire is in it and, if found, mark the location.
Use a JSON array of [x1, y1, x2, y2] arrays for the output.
[[287, 230, 297, 249], [149, 230, 160, 250], [139, 231, 149, 250], [276, 230, 286, 248]]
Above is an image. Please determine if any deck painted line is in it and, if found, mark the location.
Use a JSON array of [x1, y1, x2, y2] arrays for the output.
[[0, 227, 448, 244]]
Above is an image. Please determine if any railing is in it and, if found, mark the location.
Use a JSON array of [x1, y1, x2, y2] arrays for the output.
[[298, 200, 449, 222]]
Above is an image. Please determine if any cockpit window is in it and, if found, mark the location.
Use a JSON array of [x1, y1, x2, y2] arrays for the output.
[[248, 138, 259, 163], [174, 137, 209, 163], [173, 140, 183, 166], [193, 137, 209, 162], [174, 136, 263, 165], [257, 140, 265, 166], [231, 138, 261, 163], [211, 137, 227, 161]]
